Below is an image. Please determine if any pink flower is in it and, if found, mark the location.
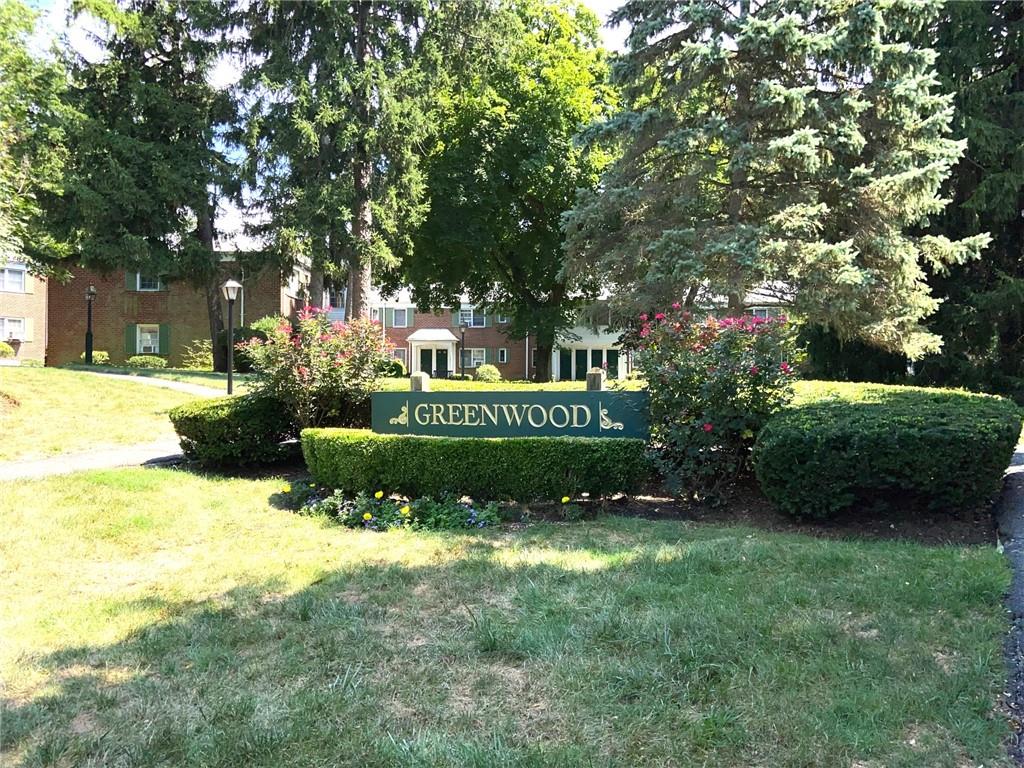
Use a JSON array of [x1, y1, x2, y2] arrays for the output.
[[671, 302, 681, 310], [639, 313, 648, 322], [331, 321, 346, 332], [639, 325, 651, 338], [702, 423, 714, 433], [780, 361, 792, 374], [654, 312, 666, 321], [749, 365, 759, 375], [297, 365, 310, 379]]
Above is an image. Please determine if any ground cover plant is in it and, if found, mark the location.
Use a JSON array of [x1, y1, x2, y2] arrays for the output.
[[0, 467, 1012, 767], [0, 367, 195, 460]]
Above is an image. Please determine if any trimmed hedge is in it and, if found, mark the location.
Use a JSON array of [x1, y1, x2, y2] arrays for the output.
[[126, 355, 167, 368], [301, 428, 651, 501], [170, 395, 296, 465], [753, 384, 1022, 518]]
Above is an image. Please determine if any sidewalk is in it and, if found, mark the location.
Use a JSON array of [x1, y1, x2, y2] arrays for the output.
[[0, 440, 186, 481], [72, 369, 226, 397], [997, 446, 1024, 764]]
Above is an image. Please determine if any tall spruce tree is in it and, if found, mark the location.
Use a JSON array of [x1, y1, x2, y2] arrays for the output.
[[915, 2, 1024, 399], [565, 0, 986, 358], [405, 0, 613, 381], [43, 0, 240, 369]]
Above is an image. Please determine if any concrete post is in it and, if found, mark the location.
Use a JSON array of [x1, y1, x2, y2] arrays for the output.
[[410, 371, 430, 392], [586, 368, 606, 391]]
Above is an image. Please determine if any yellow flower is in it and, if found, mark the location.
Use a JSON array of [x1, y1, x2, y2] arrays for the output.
[[362, 512, 373, 521], [561, 496, 570, 504], [400, 505, 411, 516], [281, 483, 291, 494], [374, 490, 384, 499], [741, 429, 754, 439]]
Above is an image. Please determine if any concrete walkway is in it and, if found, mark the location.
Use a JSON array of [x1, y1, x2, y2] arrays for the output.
[[73, 369, 226, 397], [998, 446, 1024, 763]]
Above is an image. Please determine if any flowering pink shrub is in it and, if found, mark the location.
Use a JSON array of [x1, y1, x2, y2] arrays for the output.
[[632, 307, 801, 501], [240, 307, 392, 428]]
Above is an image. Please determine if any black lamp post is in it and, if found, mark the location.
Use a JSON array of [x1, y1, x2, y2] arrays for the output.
[[221, 279, 242, 394], [84, 284, 97, 364], [459, 322, 468, 378]]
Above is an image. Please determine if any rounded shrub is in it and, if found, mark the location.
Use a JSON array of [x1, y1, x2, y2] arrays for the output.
[[79, 350, 110, 365], [125, 355, 167, 369], [753, 384, 1022, 518], [474, 364, 501, 383], [301, 428, 652, 501], [382, 358, 407, 377], [0, 341, 14, 359], [169, 395, 297, 466]]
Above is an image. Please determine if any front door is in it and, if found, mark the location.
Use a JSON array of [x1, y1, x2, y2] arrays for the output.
[[574, 349, 588, 381], [420, 348, 432, 375], [436, 348, 449, 378], [558, 348, 572, 381]]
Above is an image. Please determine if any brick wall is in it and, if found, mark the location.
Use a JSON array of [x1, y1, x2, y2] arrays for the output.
[[46, 265, 288, 367], [0, 267, 48, 362]]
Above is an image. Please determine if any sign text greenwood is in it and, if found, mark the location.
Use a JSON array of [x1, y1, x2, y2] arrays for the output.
[[371, 391, 649, 439]]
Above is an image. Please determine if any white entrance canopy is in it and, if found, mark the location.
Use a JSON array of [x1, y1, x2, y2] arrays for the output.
[[407, 328, 458, 343]]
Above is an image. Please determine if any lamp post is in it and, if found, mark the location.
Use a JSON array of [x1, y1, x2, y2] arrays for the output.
[[221, 279, 242, 394], [84, 285, 97, 364], [459, 322, 468, 378]]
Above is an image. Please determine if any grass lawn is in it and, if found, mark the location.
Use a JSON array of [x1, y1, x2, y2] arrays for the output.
[[0, 468, 1011, 767], [62, 364, 254, 394], [0, 368, 197, 461]]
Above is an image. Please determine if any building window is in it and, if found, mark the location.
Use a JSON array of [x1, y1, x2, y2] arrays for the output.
[[497, 313, 510, 324], [0, 263, 26, 293], [459, 307, 485, 327], [748, 307, 778, 319], [138, 324, 160, 354], [531, 348, 537, 367], [136, 273, 163, 292], [497, 347, 508, 364], [0, 317, 24, 340], [393, 308, 408, 328], [393, 348, 407, 364], [371, 307, 381, 321], [464, 347, 486, 367]]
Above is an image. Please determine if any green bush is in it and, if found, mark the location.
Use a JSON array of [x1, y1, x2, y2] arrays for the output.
[[0, 341, 14, 359], [382, 358, 407, 377], [299, 490, 500, 531], [78, 350, 110, 365], [169, 395, 296, 465], [301, 428, 652, 501], [474, 363, 501, 382], [125, 355, 167, 369], [753, 384, 1022, 518], [181, 339, 213, 370]]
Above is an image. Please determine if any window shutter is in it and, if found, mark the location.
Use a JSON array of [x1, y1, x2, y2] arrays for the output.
[[385, 307, 395, 327], [451, 311, 460, 326], [125, 324, 137, 355], [22, 319, 33, 342], [407, 307, 415, 326], [482, 313, 490, 328], [158, 324, 170, 356], [23, 274, 33, 294], [488, 348, 497, 364], [125, 272, 136, 291]]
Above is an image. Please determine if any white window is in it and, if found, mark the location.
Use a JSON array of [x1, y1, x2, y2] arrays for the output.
[[465, 347, 486, 367], [0, 263, 26, 292], [749, 307, 776, 319], [371, 307, 381, 321], [138, 324, 160, 354], [497, 348, 508, 364], [459, 307, 485, 327], [0, 317, 24, 340], [393, 348, 407, 364], [497, 313, 510, 324], [136, 273, 163, 291], [392, 308, 408, 328]]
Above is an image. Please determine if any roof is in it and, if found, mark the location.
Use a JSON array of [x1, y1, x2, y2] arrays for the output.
[[407, 328, 458, 343]]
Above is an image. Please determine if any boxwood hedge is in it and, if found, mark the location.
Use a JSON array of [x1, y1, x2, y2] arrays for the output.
[[301, 428, 651, 501], [753, 384, 1021, 518], [170, 395, 297, 466]]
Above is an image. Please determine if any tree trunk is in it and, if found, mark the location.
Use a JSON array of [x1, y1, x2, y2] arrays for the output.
[[307, 267, 325, 309], [197, 203, 227, 371], [725, 0, 750, 319], [348, 0, 373, 319], [532, 328, 555, 382]]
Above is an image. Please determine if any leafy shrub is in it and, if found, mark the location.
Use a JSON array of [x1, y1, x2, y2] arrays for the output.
[[474, 363, 501, 382], [753, 384, 1022, 518], [0, 341, 15, 359], [382, 358, 407, 377], [169, 395, 297, 465], [632, 307, 800, 500], [181, 339, 213, 370], [300, 490, 499, 531], [78, 350, 110, 365], [250, 314, 290, 336], [241, 308, 391, 428], [217, 327, 266, 373], [125, 355, 167, 369], [301, 428, 651, 501]]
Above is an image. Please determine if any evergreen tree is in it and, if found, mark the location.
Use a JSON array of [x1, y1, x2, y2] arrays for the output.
[[565, 0, 986, 358], [916, 2, 1024, 399], [406, 0, 613, 381], [43, 0, 240, 369]]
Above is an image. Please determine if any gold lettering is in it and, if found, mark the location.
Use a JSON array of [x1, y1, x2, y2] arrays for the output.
[[571, 404, 591, 428], [463, 403, 480, 426], [549, 404, 570, 429], [431, 403, 446, 425], [480, 403, 498, 426], [527, 404, 547, 428], [500, 404, 527, 426], [414, 404, 431, 425]]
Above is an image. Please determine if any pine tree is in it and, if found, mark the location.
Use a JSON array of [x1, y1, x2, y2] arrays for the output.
[[565, 0, 986, 358]]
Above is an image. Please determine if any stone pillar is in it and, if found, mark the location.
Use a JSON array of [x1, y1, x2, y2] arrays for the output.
[[410, 371, 430, 392], [586, 368, 606, 391]]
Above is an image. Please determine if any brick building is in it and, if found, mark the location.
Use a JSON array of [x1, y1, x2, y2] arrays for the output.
[[0, 260, 48, 363]]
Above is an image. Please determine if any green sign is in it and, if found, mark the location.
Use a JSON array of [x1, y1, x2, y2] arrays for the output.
[[372, 391, 649, 439]]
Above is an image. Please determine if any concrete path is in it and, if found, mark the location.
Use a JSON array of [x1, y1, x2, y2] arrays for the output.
[[73, 369, 226, 397], [0, 440, 186, 481], [997, 446, 1024, 764]]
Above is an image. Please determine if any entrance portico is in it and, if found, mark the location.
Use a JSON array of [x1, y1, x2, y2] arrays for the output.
[[407, 328, 458, 377]]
